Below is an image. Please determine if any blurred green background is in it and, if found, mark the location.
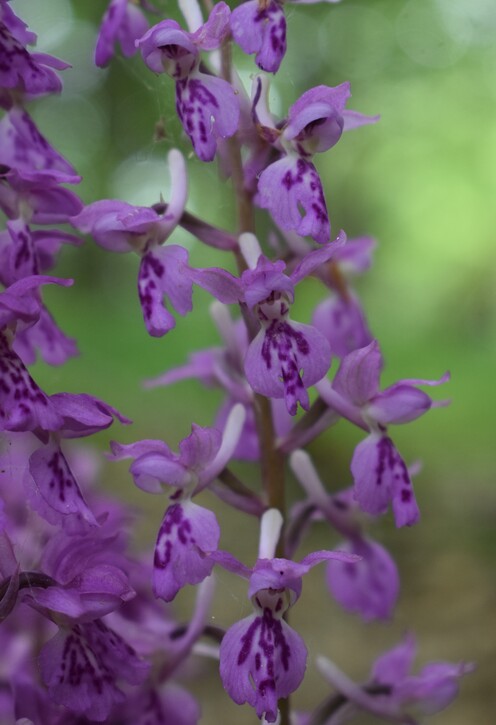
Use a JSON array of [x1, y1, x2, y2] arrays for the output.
[[10, 0, 496, 722]]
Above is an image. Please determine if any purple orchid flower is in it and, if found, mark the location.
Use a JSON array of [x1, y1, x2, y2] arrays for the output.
[[254, 80, 378, 243], [290, 450, 399, 621], [40, 619, 150, 721], [95, 0, 150, 68], [231, 1, 287, 74], [235, 232, 346, 415], [0, 107, 81, 184], [310, 236, 375, 358], [215, 509, 360, 723], [0, 6, 69, 106], [23, 393, 130, 529], [0, 1, 37, 46], [316, 634, 474, 724], [137, 3, 240, 161], [145, 301, 292, 463], [72, 150, 193, 337], [26, 518, 135, 622], [0, 276, 74, 434], [316, 340, 450, 526], [109, 405, 245, 601], [231, 0, 341, 74], [0, 171, 83, 225]]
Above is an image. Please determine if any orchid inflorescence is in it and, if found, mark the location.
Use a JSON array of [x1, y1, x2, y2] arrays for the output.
[[0, 1, 473, 724]]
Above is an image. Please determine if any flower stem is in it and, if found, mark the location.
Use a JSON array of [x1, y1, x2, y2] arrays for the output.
[[220, 32, 289, 725]]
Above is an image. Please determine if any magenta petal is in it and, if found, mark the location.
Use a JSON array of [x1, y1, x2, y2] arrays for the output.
[[176, 71, 240, 162], [257, 156, 330, 244], [27, 442, 97, 529], [245, 320, 331, 415], [231, 0, 286, 73], [326, 538, 399, 621], [220, 612, 307, 722], [138, 245, 193, 337], [153, 501, 219, 601]]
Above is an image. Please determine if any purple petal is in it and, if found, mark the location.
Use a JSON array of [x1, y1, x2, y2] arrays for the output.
[[333, 235, 376, 274], [240, 255, 294, 310], [220, 612, 307, 722], [351, 433, 420, 527], [290, 230, 347, 284], [1, 218, 38, 283], [191, 2, 231, 51], [397, 661, 475, 714], [287, 83, 349, 120], [231, 1, 286, 73], [326, 538, 399, 621], [209, 549, 252, 579], [244, 320, 331, 415], [40, 621, 149, 721], [176, 71, 240, 162], [27, 441, 97, 529], [13, 307, 78, 366], [332, 340, 383, 406], [138, 245, 193, 337], [179, 423, 221, 470], [1, 4, 37, 45], [153, 501, 219, 601], [0, 108, 80, 184], [188, 265, 241, 304], [249, 558, 306, 602], [257, 156, 330, 244], [31, 563, 133, 620], [71, 199, 142, 252], [0, 21, 65, 98], [108, 439, 185, 493], [137, 19, 198, 78], [95, 0, 149, 67], [312, 292, 373, 359], [372, 634, 416, 685], [49, 392, 130, 438], [366, 385, 434, 426], [0, 274, 72, 328], [342, 109, 380, 131], [109, 438, 172, 460], [0, 333, 63, 433]]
